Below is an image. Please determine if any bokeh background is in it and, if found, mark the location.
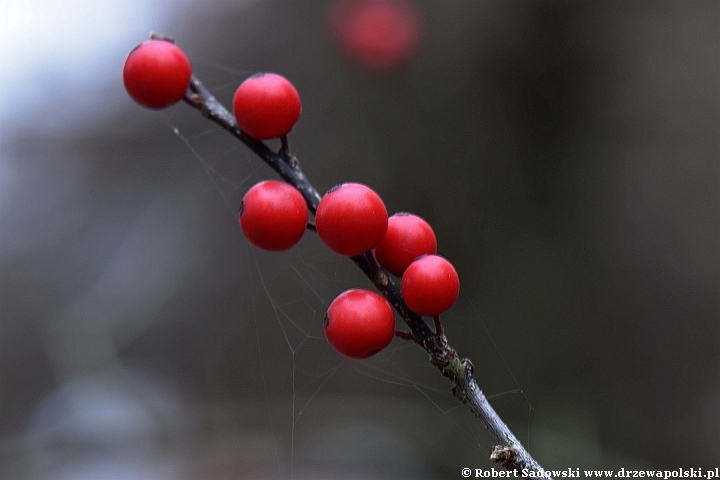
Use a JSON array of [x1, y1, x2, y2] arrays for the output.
[[0, 1, 718, 478]]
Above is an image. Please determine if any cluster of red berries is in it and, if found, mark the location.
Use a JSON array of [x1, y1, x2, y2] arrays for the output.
[[122, 38, 459, 361], [239, 179, 460, 359]]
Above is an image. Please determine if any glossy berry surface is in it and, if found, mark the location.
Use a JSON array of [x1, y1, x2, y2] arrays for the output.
[[122, 39, 192, 109], [315, 182, 388, 256], [401, 254, 459, 316], [239, 180, 308, 251], [324, 288, 395, 358], [233, 73, 302, 140], [374, 212, 437, 276], [328, 0, 422, 70]]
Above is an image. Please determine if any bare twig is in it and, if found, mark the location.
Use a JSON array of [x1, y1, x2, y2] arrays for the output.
[[182, 74, 550, 476]]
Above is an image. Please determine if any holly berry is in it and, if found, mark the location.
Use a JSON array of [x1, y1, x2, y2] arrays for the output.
[[401, 254, 459, 316], [239, 180, 308, 251], [324, 288, 395, 358], [315, 182, 388, 256], [328, 0, 422, 71], [374, 212, 437, 276], [122, 39, 192, 109], [232, 73, 302, 140]]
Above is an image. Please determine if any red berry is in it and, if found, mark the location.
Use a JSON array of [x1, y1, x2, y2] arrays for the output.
[[122, 39, 192, 109], [324, 288, 395, 358], [328, 0, 422, 70], [239, 180, 308, 251], [401, 254, 459, 316], [374, 212, 437, 276], [315, 182, 388, 256], [233, 73, 302, 140]]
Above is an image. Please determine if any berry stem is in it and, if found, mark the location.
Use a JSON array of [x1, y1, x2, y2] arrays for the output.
[[394, 330, 414, 341], [433, 315, 444, 336], [280, 134, 291, 157], [181, 70, 550, 477]]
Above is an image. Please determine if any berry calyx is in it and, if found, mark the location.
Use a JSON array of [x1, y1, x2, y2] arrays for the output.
[[315, 182, 388, 257], [401, 254, 459, 316], [122, 39, 192, 109], [328, 0, 422, 71], [374, 212, 437, 276], [232, 73, 302, 140], [239, 180, 308, 251], [324, 288, 395, 358]]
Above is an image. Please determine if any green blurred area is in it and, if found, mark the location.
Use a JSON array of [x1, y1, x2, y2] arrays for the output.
[[0, 1, 717, 478]]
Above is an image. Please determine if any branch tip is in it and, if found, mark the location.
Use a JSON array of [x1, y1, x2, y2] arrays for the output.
[[490, 445, 518, 468]]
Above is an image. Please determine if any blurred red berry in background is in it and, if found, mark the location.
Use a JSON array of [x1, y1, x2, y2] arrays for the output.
[[328, 0, 423, 71]]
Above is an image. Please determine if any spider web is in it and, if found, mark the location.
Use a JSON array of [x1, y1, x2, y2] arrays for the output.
[[165, 67, 534, 479]]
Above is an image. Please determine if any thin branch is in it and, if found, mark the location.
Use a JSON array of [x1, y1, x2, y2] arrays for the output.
[[182, 74, 550, 476]]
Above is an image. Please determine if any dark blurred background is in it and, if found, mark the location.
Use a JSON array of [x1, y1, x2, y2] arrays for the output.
[[0, 1, 717, 478]]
